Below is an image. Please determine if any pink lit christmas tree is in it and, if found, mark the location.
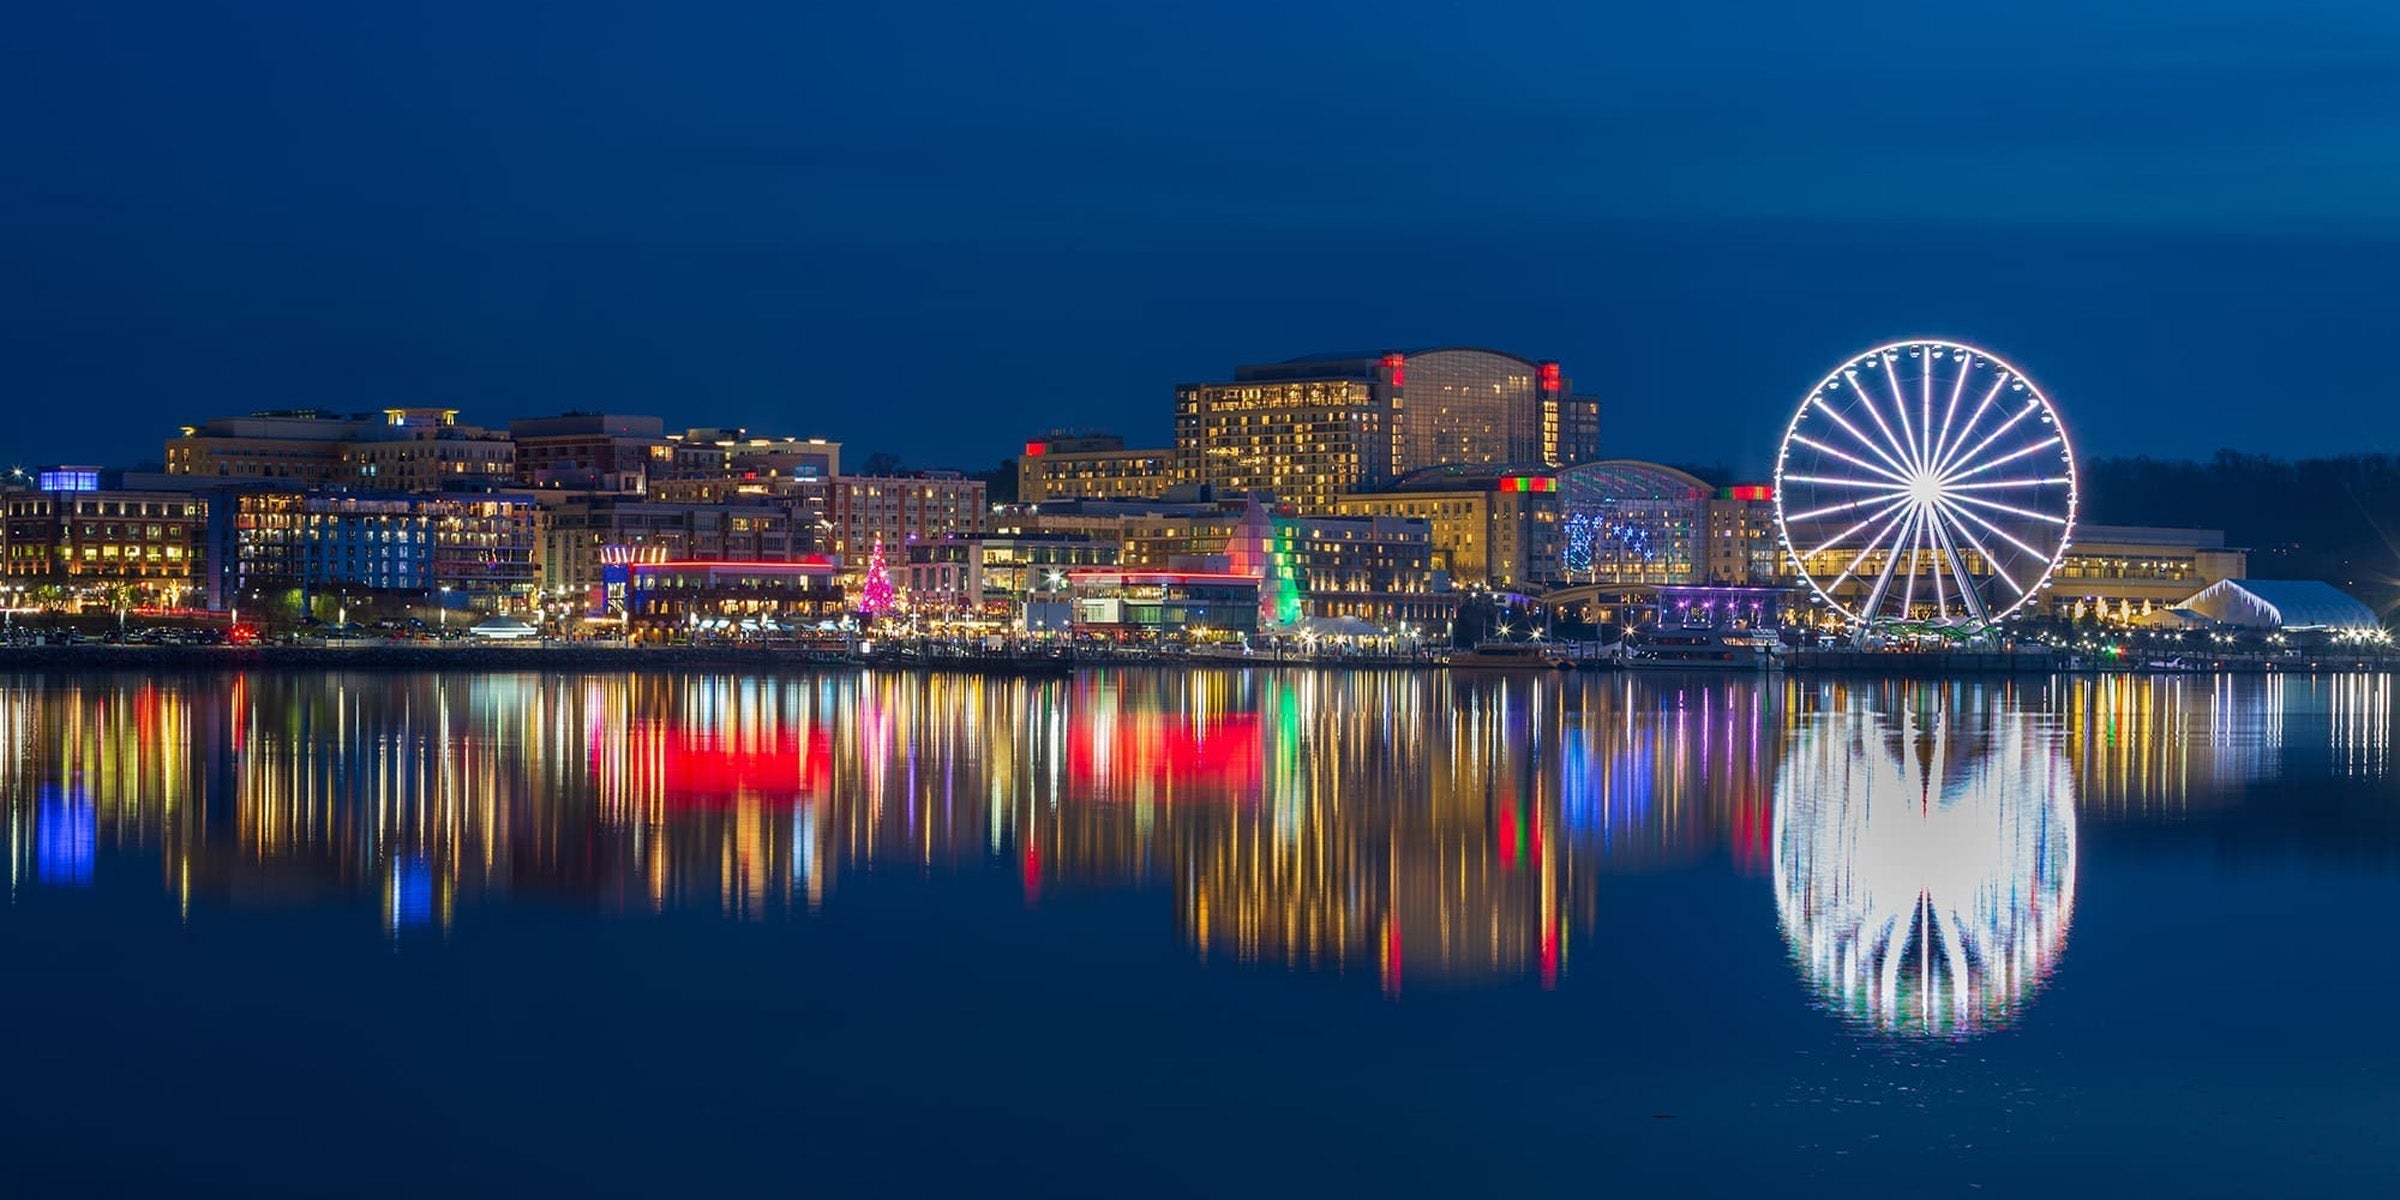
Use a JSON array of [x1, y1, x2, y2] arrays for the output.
[[859, 537, 897, 618]]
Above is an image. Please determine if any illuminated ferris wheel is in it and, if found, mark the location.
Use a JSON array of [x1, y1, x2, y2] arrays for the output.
[[1773, 340, 2077, 633]]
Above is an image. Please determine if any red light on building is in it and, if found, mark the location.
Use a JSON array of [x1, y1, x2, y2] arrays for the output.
[[1538, 361, 1562, 392], [1381, 353, 1406, 389], [1498, 476, 1557, 493], [1023, 441, 1048, 457], [1726, 484, 1774, 501]]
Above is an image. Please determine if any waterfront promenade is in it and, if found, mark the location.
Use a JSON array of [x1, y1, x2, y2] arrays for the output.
[[0, 640, 2391, 676]]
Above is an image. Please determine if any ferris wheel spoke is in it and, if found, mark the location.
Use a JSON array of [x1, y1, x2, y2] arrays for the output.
[[1843, 370, 1922, 476], [1917, 348, 1936, 469], [1930, 373, 2012, 478], [1787, 432, 1913, 487], [1926, 352, 1975, 474], [1941, 476, 2071, 492], [1780, 472, 1911, 492], [1943, 435, 2065, 485], [1803, 492, 1917, 558], [1809, 395, 1917, 483], [1784, 492, 1912, 524], [1856, 504, 1923, 623], [1877, 355, 1925, 473], [1938, 401, 2041, 483], [1818, 500, 1918, 598], [1944, 490, 2070, 526]]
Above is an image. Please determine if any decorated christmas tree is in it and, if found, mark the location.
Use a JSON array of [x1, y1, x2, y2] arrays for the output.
[[859, 537, 896, 618]]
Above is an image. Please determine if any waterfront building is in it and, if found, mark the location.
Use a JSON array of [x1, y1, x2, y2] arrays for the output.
[[904, 532, 1118, 618], [1066, 570, 1261, 640], [1018, 434, 1176, 503], [508, 413, 673, 491], [1332, 465, 1564, 591], [166, 408, 516, 491], [1783, 521, 2248, 627], [2044, 525, 2248, 621], [0, 469, 207, 606], [1174, 348, 1601, 513], [822, 473, 985, 562], [205, 489, 539, 612], [1001, 494, 1238, 545], [1705, 485, 1780, 585], [163, 409, 363, 483], [1118, 501, 1447, 628], [537, 495, 816, 605], [661, 429, 841, 483], [624, 559, 845, 639]]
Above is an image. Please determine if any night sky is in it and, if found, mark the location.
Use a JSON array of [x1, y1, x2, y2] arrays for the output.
[[7, 1, 2398, 477]]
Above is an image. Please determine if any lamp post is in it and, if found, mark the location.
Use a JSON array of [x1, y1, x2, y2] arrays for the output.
[[438, 585, 453, 631]]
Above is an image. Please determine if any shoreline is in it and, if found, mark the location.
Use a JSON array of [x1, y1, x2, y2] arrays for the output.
[[0, 642, 2388, 677]]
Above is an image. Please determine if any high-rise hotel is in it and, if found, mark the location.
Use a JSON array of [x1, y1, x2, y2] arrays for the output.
[[1173, 348, 1599, 513]]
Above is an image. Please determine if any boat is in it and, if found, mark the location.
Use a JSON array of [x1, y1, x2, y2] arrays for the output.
[[1618, 626, 1786, 670], [1447, 641, 1573, 670]]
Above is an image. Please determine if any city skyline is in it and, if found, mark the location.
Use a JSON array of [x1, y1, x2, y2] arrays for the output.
[[8, 4, 2400, 475]]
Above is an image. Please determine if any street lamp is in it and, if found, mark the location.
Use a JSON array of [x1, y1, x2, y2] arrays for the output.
[[438, 585, 453, 629]]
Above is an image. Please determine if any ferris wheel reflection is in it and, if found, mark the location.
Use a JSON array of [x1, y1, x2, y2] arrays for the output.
[[1773, 691, 2077, 1038]]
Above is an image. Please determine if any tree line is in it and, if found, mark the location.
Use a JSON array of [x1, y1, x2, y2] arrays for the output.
[[2080, 452, 2400, 618]]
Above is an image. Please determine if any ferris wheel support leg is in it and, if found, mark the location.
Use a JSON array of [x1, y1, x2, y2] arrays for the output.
[[1931, 517, 1991, 630]]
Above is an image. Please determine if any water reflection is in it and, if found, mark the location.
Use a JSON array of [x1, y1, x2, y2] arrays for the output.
[[1774, 686, 2077, 1037], [0, 669, 2390, 1025]]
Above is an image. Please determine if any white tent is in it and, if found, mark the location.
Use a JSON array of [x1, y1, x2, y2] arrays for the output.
[[2174, 580, 2379, 632], [1284, 615, 1388, 640], [2134, 607, 2213, 630], [467, 615, 540, 640]]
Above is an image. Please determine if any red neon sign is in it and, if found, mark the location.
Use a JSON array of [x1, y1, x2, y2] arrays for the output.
[[1382, 353, 1406, 388], [1023, 441, 1048, 457], [1538, 361, 1562, 392]]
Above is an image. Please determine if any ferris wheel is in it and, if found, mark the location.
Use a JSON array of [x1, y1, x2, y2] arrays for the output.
[[1774, 339, 2077, 632]]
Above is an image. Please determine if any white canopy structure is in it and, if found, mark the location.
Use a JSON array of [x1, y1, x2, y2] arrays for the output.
[[467, 615, 540, 640], [2174, 580, 2379, 632], [1284, 615, 1389, 640]]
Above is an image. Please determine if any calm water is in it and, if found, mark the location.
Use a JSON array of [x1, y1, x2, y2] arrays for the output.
[[2, 668, 2395, 1195]]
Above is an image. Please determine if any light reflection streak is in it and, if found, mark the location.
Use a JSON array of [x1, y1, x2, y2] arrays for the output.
[[0, 669, 2386, 1011]]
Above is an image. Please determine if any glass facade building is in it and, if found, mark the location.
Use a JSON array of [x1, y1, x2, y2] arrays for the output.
[[208, 490, 539, 611], [1557, 461, 1713, 586]]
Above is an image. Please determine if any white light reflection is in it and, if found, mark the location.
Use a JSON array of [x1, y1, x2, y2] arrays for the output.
[[1773, 694, 2076, 1038]]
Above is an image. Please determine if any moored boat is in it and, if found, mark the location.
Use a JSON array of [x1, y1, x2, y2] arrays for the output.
[[1619, 627, 1785, 670], [1447, 642, 1573, 670]]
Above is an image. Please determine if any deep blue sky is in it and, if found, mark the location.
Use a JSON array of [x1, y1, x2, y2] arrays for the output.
[[6, 1, 2399, 476]]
